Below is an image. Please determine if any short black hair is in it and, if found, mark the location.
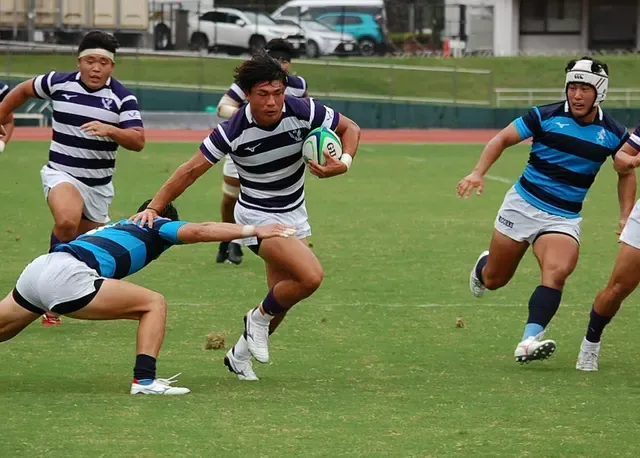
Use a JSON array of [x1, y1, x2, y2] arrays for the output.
[[78, 30, 120, 55], [137, 199, 179, 221], [265, 38, 295, 61], [234, 52, 288, 94]]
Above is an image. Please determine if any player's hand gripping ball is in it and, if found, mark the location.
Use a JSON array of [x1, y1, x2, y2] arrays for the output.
[[302, 127, 342, 166]]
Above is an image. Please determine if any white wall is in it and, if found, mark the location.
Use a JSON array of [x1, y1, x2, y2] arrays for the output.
[[492, 0, 517, 55], [519, 34, 583, 53]]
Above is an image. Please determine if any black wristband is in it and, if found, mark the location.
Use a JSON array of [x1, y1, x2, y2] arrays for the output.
[[146, 206, 160, 214]]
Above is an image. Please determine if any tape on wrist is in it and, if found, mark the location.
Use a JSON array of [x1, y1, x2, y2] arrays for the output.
[[241, 225, 256, 238], [340, 153, 353, 170]]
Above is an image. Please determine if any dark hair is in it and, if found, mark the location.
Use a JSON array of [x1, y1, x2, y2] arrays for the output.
[[265, 38, 295, 61], [137, 199, 179, 221], [78, 30, 120, 55], [565, 55, 609, 76], [234, 52, 288, 94]]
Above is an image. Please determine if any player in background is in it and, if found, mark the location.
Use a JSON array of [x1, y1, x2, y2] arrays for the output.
[[457, 57, 634, 364], [132, 53, 360, 381], [575, 126, 640, 371], [0, 199, 294, 394], [0, 80, 15, 152], [215, 38, 308, 265], [0, 31, 145, 326]]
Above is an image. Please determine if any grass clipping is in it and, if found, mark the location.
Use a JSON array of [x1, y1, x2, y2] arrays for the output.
[[204, 332, 226, 350]]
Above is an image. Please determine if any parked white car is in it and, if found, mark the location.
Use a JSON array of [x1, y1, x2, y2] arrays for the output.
[[274, 18, 359, 58], [188, 8, 306, 55]]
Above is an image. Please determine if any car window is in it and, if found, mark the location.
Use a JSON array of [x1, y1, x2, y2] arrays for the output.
[[280, 7, 300, 17], [343, 16, 363, 25], [227, 13, 241, 24], [318, 15, 339, 26], [200, 12, 226, 23]]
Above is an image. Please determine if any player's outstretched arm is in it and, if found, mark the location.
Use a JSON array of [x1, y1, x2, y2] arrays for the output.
[[612, 142, 639, 233], [457, 122, 522, 199], [0, 113, 15, 151], [217, 94, 241, 119], [130, 151, 214, 228], [613, 143, 640, 175], [176, 222, 296, 244], [0, 79, 36, 122]]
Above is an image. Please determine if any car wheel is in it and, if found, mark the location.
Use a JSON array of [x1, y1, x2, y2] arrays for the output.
[[249, 36, 267, 55], [358, 38, 376, 56], [190, 33, 208, 51], [154, 23, 171, 50], [306, 40, 320, 58]]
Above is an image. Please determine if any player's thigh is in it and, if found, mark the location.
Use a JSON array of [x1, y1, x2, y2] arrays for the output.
[[47, 182, 84, 224], [0, 293, 40, 340], [484, 229, 529, 280], [77, 218, 103, 236], [66, 279, 166, 321], [259, 236, 323, 286], [533, 233, 580, 285], [223, 175, 240, 188], [605, 242, 640, 294]]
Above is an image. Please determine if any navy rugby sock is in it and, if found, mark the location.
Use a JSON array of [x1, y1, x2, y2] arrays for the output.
[[522, 285, 562, 340], [475, 254, 488, 285], [133, 354, 157, 384], [585, 306, 615, 343], [260, 288, 287, 316]]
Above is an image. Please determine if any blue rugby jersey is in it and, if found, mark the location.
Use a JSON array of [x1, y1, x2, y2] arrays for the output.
[[513, 101, 628, 218], [52, 218, 187, 279]]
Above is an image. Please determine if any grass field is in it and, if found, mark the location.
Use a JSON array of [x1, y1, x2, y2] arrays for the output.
[[2, 53, 640, 105], [1, 140, 640, 457]]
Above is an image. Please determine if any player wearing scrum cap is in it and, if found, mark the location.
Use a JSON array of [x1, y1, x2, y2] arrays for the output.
[[214, 39, 308, 265], [0, 30, 145, 326], [456, 57, 633, 364]]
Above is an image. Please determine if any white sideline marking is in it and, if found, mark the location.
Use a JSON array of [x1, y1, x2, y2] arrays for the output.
[[485, 174, 512, 184]]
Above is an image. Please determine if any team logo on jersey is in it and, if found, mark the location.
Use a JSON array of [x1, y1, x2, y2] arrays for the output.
[[597, 128, 607, 145], [61, 94, 77, 101], [498, 215, 514, 229], [555, 122, 569, 129], [245, 143, 261, 153], [288, 129, 303, 142], [101, 98, 114, 110]]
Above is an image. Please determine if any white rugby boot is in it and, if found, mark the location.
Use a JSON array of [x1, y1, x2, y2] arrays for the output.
[[470, 250, 489, 298], [130, 373, 191, 395], [576, 338, 601, 372], [244, 308, 270, 364], [514, 332, 557, 364], [224, 348, 259, 381]]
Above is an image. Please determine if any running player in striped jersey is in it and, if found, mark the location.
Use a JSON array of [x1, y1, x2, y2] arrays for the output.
[[0, 199, 294, 394], [0, 31, 145, 326], [0, 80, 15, 152], [215, 39, 308, 265], [133, 53, 361, 381], [457, 57, 634, 364]]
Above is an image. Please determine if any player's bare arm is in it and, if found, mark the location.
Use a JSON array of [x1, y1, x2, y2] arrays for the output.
[[0, 79, 37, 121], [177, 222, 296, 244], [131, 151, 213, 227], [613, 142, 640, 174], [80, 122, 145, 151], [457, 122, 523, 199], [0, 112, 15, 148], [612, 143, 639, 232], [308, 114, 361, 178], [217, 94, 242, 119]]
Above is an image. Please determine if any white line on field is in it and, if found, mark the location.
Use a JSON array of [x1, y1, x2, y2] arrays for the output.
[[485, 174, 512, 184]]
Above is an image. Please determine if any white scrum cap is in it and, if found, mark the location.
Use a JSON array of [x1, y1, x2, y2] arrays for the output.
[[565, 58, 609, 106]]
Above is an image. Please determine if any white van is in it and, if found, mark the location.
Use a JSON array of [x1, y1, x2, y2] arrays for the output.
[[271, 0, 385, 22]]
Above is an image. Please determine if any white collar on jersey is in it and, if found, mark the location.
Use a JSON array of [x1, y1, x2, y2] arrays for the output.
[[75, 71, 111, 88], [564, 101, 603, 121], [244, 101, 287, 123]]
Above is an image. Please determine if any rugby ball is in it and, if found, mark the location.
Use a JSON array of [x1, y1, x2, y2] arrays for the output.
[[302, 127, 342, 166]]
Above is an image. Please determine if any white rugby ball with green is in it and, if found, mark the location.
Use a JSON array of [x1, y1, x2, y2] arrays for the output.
[[302, 127, 342, 166]]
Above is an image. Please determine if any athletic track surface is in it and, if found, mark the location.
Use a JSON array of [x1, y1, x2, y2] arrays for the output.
[[12, 128, 500, 144]]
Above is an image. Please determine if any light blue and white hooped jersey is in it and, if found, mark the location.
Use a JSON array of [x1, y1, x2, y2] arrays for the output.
[[33, 71, 144, 187], [0, 80, 9, 103], [200, 96, 339, 213], [225, 74, 307, 105]]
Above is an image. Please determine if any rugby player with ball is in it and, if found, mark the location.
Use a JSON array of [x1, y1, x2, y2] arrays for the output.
[[132, 52, 360, 380]]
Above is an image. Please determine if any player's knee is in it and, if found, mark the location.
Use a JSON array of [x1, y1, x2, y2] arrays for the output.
[[482, 268, 509, 290], [54, 216, 79, 241], [543, 262, 575, 288], [146, 293, 167, 317], [299, 266, 324, 296]]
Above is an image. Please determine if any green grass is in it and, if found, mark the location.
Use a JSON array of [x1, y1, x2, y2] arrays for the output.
[[1, 141, 639, 456], [3, 53, 640, 105]]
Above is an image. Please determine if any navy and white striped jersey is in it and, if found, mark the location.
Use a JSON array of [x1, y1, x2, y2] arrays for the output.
[[513, 101, 628, 218], [0, 81, 9, 103], [52, 218, 187, 279], [200, 96, 340, 213], [225, 74, 307, 105], [33, 71, 144, 187]]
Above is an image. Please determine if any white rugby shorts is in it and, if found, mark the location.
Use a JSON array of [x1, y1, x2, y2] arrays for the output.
[[41, 166, 113, 224], [233, 202, 311, 249], [494, 186, 582, 245], [14, 252, 104, 314], [620, 199, 640, 249], [222, 155, 239, 179]]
